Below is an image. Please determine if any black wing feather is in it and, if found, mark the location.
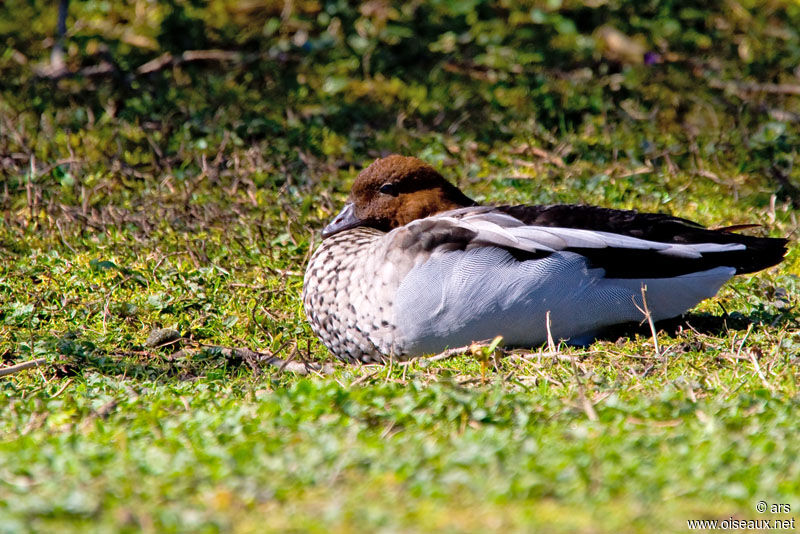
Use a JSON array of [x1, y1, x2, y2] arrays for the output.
[[497, 204, 787, 277]]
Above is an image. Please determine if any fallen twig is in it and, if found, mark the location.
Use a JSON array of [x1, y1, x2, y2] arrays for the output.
[[0, 358, 47, 378], [398, 340, 499, 367], [570, 357, 598, 422], [508, 351, 582, 363], [739, 326, 775, 392], [137, 50, 244, 74], [207, 345, 335, 375], [80, 397, 126, 431], [709, 79, 800, 96], [633, 285, 661, 358], [50, 378, 73, 398], [37, 49, 253, 81], [350, 367, 385, 386]]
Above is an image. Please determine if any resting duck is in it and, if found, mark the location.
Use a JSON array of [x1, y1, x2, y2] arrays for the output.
[[303, 155, 787, 363]]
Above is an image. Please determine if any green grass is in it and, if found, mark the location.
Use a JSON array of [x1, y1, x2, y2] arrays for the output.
[[2, 0, 800, 532]]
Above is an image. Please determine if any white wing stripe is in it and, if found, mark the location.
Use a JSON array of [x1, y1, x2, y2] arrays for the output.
[[405, 211, 750, 257]]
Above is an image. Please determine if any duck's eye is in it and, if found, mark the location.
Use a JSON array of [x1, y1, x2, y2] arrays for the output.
[[379, 183, 397, 196]]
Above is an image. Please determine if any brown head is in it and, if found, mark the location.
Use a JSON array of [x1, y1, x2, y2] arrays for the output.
[[322, 155, 476, 237]]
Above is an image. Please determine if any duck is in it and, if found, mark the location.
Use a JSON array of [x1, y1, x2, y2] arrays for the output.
[[303, 155, 788, 363]]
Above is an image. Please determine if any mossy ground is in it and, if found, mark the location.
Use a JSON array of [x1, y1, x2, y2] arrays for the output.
[[1, 1, 800, 532]]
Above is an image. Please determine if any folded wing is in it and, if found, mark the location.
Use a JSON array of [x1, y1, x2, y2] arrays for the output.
[[389, 206, 786, 278]]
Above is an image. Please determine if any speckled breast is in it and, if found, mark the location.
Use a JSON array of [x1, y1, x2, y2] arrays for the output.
[[302, 227, 400, 363]]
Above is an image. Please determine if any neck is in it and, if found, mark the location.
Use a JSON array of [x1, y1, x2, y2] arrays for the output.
[[394, 186, 477, 227], [440, 181, 478, 211]]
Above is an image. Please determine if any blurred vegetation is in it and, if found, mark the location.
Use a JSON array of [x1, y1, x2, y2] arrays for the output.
[[1, 1, 800, 532], [2, 0, 800, 194]]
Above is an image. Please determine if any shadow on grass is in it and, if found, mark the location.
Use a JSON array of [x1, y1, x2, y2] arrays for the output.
[[21, 306, 794, 381], [43, 333, 247, 381], [597, 309, 793, 345]]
